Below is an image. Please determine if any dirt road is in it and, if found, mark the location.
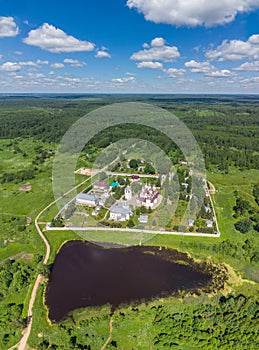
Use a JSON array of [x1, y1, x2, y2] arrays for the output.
[[9, 175, 93, 350]]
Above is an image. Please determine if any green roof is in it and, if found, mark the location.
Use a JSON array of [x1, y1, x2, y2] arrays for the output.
[[109, 181, 120, 187]]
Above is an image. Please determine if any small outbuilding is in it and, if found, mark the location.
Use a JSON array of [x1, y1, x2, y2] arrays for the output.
[[206, 220, 213, 228], [188, 219, 194, 227], [138, 215, 148, 224], [93, 181, 109, 192]]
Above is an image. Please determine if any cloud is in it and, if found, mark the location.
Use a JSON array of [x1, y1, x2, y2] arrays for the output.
[[151, 37, 165, 47], [164, 68, 186, 77], [50, 63, 64, 68], [206, 69, 235, 78], [0, 59, 50, 72], [185, 60, 214, 73], [126, 0, 259, 27], [95, 50, 111, 58], [206, 34, 259, 61], [16, 60, 48, 67], [36, 59, 49, 65], [0, 16, 18, 37], [23, 23, 95, 53], [137, 61, 163, 69], [63, 58, 86, 67], [28, 73, 45, 78], [0, 62, 21, 71], [111, 77, 135, 83], [131, 37, 180, 62], [234, 60, 259, 71], [19, 61, 38, 67], [240, 76, 259, 84], [185, 60, 235, 77]]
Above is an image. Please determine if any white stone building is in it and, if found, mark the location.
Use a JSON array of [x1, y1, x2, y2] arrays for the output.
[[125, 185, 132, 200], [109, 201, 132, 221], [76, 193, 99, 206]]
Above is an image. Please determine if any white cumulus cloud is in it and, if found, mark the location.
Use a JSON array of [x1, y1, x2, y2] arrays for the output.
[[131, 37, 180, 62], [127, 0, 259, 27], [95, 50, 111, 58], [28, 73, 45, 79], [241, 76, 259, 84], [0, 59, 51, 72], [36, 59, 49, 65], [151, 37, 165, 47], [112, 77, 135, 83], [234, 60, 259, 71], [0, 16, 18, 37], [63, 58, 86, 67], [185, 60, 214, 73], [206, 69, 235, 78], [164, 68, 186, 77], [137, 61, 163, 69], [23, 23, 95, 53], [50, 63, 64, 68], [0, 62, 21, 71], [206, 34, 259, 61], [19, 61, 38, 67]]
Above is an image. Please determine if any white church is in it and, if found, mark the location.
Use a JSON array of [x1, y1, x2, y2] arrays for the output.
[[124, 185, 132, 200]]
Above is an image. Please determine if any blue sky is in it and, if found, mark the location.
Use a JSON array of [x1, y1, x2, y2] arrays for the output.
[[0, 0, 259, 93]]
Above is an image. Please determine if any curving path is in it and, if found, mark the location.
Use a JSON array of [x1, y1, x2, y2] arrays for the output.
[[9, 175, 93, 350], [208, 181, 217, 195], [101, 318, 114, 350]]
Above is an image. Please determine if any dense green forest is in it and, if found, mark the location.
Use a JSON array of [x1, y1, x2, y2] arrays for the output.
[[0, 95, 258, 172]]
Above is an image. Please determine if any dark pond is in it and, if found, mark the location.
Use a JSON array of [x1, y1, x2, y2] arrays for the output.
[[46, 241, 213, 322]]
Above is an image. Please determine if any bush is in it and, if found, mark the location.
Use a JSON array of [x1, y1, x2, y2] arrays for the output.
[[234, 218, 252, 233], [129, 159, 138, 169]]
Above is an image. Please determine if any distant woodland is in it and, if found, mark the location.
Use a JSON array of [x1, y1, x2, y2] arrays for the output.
[[0, 95, 258, 172]]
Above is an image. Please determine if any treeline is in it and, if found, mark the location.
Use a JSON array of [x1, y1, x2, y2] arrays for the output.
[[1, 169, 35, 184], [151, 294, 259, 349], [1, 142, 53, 184], [233, 189, 259, 233], [179, 239, 259, 264], [253, 184, 259, 205], [0, 257, 41, 300], [199, 134, 259, 172], [27, 293, 259, 349], [0, 100, 103, 142], [0, 97, 259, 172], [85, 123, 183, 164], [0, 256, 42, 348], [180, 106, 259, 172]]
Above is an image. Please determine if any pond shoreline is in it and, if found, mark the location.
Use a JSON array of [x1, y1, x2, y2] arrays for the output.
[[45, 240, 228, 322]]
